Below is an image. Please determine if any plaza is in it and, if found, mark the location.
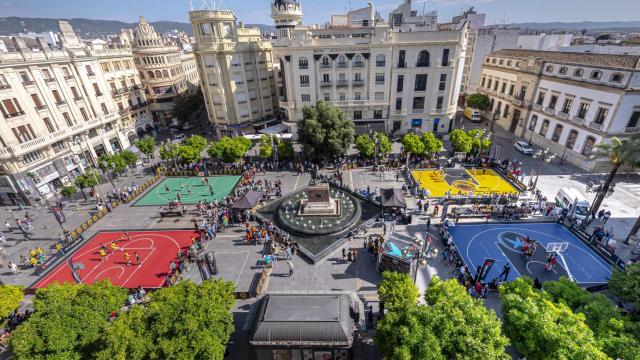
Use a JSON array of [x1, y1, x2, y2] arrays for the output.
[[133, 176, 241, 206], [412, 168, 519, 197]]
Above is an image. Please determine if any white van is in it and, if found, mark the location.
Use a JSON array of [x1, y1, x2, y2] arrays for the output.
[[555, 187, 591, 221]]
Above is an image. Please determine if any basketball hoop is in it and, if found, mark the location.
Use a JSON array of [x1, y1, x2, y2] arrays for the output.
[[545, 242, 573, 282]]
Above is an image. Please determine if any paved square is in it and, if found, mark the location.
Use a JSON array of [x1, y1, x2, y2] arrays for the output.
[[32, 229, 200, 289], [412, 168, 518, 197], [447, 222, 612, 285], [134, 176, 241, 206]]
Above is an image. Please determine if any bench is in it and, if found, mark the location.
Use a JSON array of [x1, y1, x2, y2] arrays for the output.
[[160, 209, 184, 218]]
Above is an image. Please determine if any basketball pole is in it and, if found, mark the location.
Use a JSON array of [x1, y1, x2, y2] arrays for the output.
[[556, 251, 574, 283]]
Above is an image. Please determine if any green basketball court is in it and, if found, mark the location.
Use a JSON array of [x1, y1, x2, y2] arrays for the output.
[[133, 176, 241, 206]]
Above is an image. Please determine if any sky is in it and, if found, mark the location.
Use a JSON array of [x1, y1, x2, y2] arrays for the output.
[[0, 0, 638, 26]]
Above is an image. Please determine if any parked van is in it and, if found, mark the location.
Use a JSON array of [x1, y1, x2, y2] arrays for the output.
[[555, 187, 591, 221], [464, 107, 481, 122]]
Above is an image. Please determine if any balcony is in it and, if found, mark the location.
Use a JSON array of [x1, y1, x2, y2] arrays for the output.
[[532, 103, 542, 111], [73, 97, 83, 101], [22, 80, 35, 86], [352, 80, 364, 87], [336, 80, 349, 88], [376, 61, 386, 67], [300, 83, 310, 88], [624, 127, 640, 134], [299, 65, 308, 70], [397, 62, 407, 69], [375, 81, 385, 86], [412, 109, 424, 114], [45, 78, 56, 83], [544, 107, 555, 115], [557, 111, 569, 120], [336, 62, 348, 69], [95, 92, 103, 97], [0, 84, 10, 90], [64, 75, 74, 80], [352, 62, 365, 68], [588, 122, 604, 131], [319, 63, 332, 69], [512, 98, 523, 107], [320, 81, 333, 88], [570, 115, 586, 126], [56, 100, 66, 106], [35, 105, 48, 111], [5, 111, 25, 118], [119, 107, 131, 116], [87, 72, 96, 77]]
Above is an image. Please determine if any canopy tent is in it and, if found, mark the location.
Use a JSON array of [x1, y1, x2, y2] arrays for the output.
[[381, 188, 406, 209], [258, 123, 288, 135], [232, 190, 264, 209]]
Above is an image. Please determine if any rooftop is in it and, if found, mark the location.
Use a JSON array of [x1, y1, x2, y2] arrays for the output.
[[491, 49, 640, 70]]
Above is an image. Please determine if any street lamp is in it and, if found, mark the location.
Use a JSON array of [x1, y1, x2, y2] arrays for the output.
[[72, 135, 107, 200], [491, 109, 500, 133], [531, 147, 556, 190], [412, 237, 428, 284]]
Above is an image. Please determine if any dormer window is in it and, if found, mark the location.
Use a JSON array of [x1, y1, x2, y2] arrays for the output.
[[590, 70, 602, 80], [610, 73, 623, 83], [545, 65, 554, 72]]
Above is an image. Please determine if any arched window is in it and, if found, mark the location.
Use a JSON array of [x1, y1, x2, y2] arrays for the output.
[[155, 70, 162, 78], [337, 55, 347, 68], [298, 57, 308, 69], [559, 66, 568, 74], [147, 71, 155, 79], [590, 70, 602, 80], [610, 73, 623, 83], [528, 115, 538, 131], [417, 50, 430, 67], [574, 68, 584, 77], [507, 60, 512, 66], [545, 65, 554, 72], [162, 70, 169, 78], [376, 54, 386, 67], [551, 124, 563, 142], [566, 129, 578, 149], [499, 59, 504, 65], [353, 55, 363, 67], [321, 56, 330, 67], [581, 136, 596, 156], [539, 119, 550, 136]]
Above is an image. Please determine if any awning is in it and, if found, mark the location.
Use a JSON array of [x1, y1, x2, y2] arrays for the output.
[[232, 190, 264, 209], [258, 123, 287, 135], [381, 188, 406, 208]]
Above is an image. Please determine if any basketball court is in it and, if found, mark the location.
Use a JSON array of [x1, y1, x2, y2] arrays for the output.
[[32, 230, 200, 289], [412, 168, 518, 197], [133, 176, 241, 206], [447, 222, 612, 285]]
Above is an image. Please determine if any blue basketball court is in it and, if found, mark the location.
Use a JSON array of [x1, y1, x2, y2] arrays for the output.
[[447, 222, 612, 285]]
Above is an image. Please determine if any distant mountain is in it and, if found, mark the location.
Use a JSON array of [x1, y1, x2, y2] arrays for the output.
[[505, 20, 640, 32], [0, 17, 274, 38]]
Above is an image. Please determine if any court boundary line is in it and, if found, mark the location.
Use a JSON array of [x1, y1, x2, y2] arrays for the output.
[[131, 175, 241, 207]]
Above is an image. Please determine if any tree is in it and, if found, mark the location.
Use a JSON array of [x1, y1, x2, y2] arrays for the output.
[[172, 87, 204, 125], [134, 136, 156, 161], [609, 263, 640, 310], [159, 142, 180, 169], [377, 271, 419, 310], [375, 132, 392, 157], [449, 129, 473, 154], [419, 132, 443, 158], [10, 281, 128, 360], [259, 135, 276, 159], [297, 101, 355, 160], [0, 285, 23, 318], [355, 134, 375, 159], [467, 129, 492, 154], [466, 93, 491, 111], [499, 277, 609, 360], [96, 279, 235, 360], [98, 154, 126, 185], [178, 144, 202, 164], [208, 137, 251, 163], [119, 150, 138, 173], [184, 135, 208, 153], [60, 185, 78, 199], [75, 170, 103, 200], [278, 139, 294, 161], [401, 133, 425, 165], [591, 134, 640, 214]]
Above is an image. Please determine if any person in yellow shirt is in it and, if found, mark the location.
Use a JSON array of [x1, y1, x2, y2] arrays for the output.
[[123, 251, 131, 266], [110, 241, 118, 253], [99, 248, 107, 261]]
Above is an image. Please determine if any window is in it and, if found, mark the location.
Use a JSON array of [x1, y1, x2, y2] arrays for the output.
[[374, 110, 383, 119], [545, 65, 554, 72], [562, 98, 573, 114], [487, 78, 492, 89], [551, 124, 563, 142], [323, 93, 330, 101], [62, 112, 73, 126], [52, 89, 63, 105], [518, 86, 527, 100], [566, 130, 578, 149], [93, 83, 102, 96], [101, 63, 110, 72], [509, 84, 514, 96], [300, 75, 309, 87], [481, 77, 486, 87], [301, 94, 311, 102], [536, 92, 546, 106], [19, 71, 31, 84], [42, 69, 53, 80], [337, 55, 347, 68], [590, 70, 602, 80], [582, 136, 596, 156], [499, 59, 504, 65], [594, 107, 608, 124], [503, 104, 510, 118], [86, 65, 94, 75], [548, 95, 558, 109], [200, 23, 212, 35], [31, 94, 44, 109], [339, 93, 346, 101], [353, 111, 362, 119], [577, 102, 590, 118], [539, 119, 550, 136], [398, 50, 406, 68], [12, 125, 34, 143], [321, 56, 330, 67], [559, 66, 568, 74], [80, 107, 89, 121], [436, 96, 444, 110], [628, 111, 640, 128], [414, 74, 427, 91], [376, 54, 385, 67], [298, 57, 308, 69], [397, 75, 404, 92], [0, 98, 24, 118], [374, 92, 384, 101], [610, 73, 623, 83], [529, 115, 538, 131], [101, 103, 108, 115], [412, 97, 425, 110], [417, 50, 430, 67], [501, 82, 506, 94], [355, 92, 361, 101], [62, 67, 70, 76], [439, 74, 446, 91], [411, 119, 422, 128], [375, 73, 385, 85], [395, 98, 402, 111], [43, 117, 55, 133], [22, 150, 44, 165], [442, 49, 450, 66], [574, 68, 584, 77]]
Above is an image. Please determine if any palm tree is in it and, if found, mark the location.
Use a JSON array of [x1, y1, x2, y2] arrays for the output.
[[591, 134, 640, 216]]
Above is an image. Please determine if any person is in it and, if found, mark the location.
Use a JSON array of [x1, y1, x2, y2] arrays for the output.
[[135, 252, 141, 266], [603, 210, 612, 224], [9, 261, 18, 274], [545, 253, 557, 271], [287, 261, 294, 276], [352, 249, 357, 263], [498, 263, 510, 281], [99, 248, 107, 261], [5, 220, 11, 232], [533, 277, 542, 290], [110, 241, 118, 253], [342, 248, 347, 260], [0, 233, 5, 243], [165, 184, 170, 193], [123, 251, 131, 266], [347, 251, 352, 262]]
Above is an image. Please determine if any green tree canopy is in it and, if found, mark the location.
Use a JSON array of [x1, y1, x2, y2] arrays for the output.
[[208, 137, 251, 163], [278, 139, 294, 161], [178, 144, 202, 164], [499, 277, 609, 360], [401, 133, 425, 157], [172, 87, 204, 124], [449, 129, 473, 154], [467, 129, 492, 153], [0, 285, 23, 318], [466, 93, 491, 111], [98, 153, 127, 175], [159, 142, 180, 168], [609, 263, 640, 311], [355, 134, 375, 159], [420, 132, 443, 157], [134, 135, 156, 159], [297, 101, 355, 160], [75, 170, 103, 191], [258, 135, 294, 161], [10, 281, 128, 360], [184, 135, 208, 153], [119, 150, 138, 169], [378, 271, 419, 310], [60, 185, 78, 199], [375, 132, 392, 156]]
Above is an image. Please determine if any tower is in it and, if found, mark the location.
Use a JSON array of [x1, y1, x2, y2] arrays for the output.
[[270, 0, 303, 39]]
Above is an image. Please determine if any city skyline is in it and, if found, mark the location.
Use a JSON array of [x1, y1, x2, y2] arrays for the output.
[[1, 0, 638, 28]]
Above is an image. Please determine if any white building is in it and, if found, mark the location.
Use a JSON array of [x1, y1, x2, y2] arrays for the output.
[[517, 33, 574, 51], [560, 44, 640, 56], [272, 0, 467, 136], [479, 49, 640, 171]]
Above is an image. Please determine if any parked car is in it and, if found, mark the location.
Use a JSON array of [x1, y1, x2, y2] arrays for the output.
[[514, 141, 533, 155], [173, 133, 187, 143]]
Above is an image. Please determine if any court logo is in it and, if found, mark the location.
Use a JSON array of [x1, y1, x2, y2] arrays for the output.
[[498, 231, 528, 252]]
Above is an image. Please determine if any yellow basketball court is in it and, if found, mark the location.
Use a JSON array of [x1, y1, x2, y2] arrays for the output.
[[412, 168, 519, 197]]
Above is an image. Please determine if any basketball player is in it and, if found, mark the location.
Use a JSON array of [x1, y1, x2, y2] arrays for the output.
[[123, 251, 131, 266]]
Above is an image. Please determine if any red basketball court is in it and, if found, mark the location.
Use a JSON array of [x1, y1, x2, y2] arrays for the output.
[[33, 230, 200, 289]]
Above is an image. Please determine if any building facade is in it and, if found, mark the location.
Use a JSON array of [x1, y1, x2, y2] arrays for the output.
[[189, 10, 278, 136], [132, 17, 200, 126], [479, 49, 640, 171], [0, 21, 153, 205], [272, 0, 467, 136]]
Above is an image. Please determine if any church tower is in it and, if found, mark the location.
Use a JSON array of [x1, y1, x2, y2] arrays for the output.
[[270, 0, 303, 39]]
